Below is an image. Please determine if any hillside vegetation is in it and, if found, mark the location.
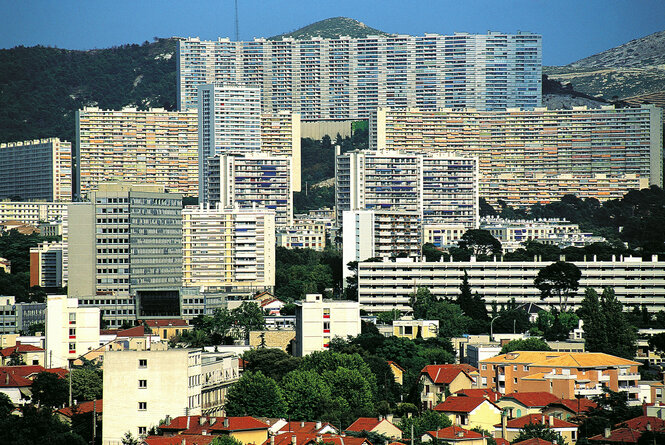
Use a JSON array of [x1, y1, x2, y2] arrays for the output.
[[269, 17, 390, 40], [0, 38, 177, 144]]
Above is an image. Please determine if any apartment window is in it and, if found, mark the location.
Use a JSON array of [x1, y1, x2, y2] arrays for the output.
[[404, 326, 413, 335], [68, 328, 76, 338], [323, 321, 330, 333], [68, 343, 76, 353], [481, 364, 487, 370], [138, 427, 147, 435], [138, 379, 147, 389], [68, 312, 76, 325], [138, 402, 147, 411], [138, 359, 147, 368], [323, 308, 330, 318], [524, 366, 529, 371], [513, 365, 517, 371]]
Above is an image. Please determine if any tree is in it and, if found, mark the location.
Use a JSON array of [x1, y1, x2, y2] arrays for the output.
[[398, 410, 452, 443], [376, 309, 401, 325], [224, 371, 286, 417], [31, 372, 68, 408], [513, 422, 567, 445], [7, 351, 26, 366], [242, 348, 300, 383], [210, 436, 245, 445], [230, 301, 265, 341], [281, 369, 332, 420], [411, 287, 470, 338], [0, 405, 87, 445], [458, 229, 502, 259], [534, 310, 579, 341], [0, 393, 13, 418], [71, 368, 103, 402], [422, 243, 443, 262], [27, 322, 45, 335], [121, 432, 139, 445], [578, 288, 607, 353], [500, 338, 551, 354], [534, 261, 581, 311]]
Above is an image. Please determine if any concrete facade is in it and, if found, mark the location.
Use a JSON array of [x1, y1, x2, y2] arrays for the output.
[[45, 295, 100, 369]]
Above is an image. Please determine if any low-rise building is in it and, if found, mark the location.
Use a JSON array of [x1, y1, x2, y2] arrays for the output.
[[158, 415, 270, 444], [0, 342, 45, 366], [139, 319, 192, 342], [494, 414, 579, 444], [421, 426, 490, 444], [346, 417, 402, 440], [541, 398, 597, 422], [0, 296, 46, 335], [480, 351, 641, 404], [277, 219, 327, 251], [102, 349, 240, 444], [434, 396, 502, 431], [30, 242, 64, 288], [420, 364, 477, 409], [45, 295, 100, 369], [393, 319, 439, 339], [496, 392, 560, 419], [294, 294, 360, 357]]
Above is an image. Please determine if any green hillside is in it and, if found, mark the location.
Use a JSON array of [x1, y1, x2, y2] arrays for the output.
[[269, 17, 390, 40], [0, 38, 177, 144]]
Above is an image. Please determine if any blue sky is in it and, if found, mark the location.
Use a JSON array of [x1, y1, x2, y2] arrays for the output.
[[1, 0, 663, 65]]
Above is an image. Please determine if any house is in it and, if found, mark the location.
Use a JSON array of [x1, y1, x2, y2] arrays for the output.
[[160, 416, 270, 445], [388, 361, 405, 385], [479, 351, 641, 404], [0, 343, 45, 366], [588, 415, 665, 443], [513, 439, 555, 445], [420, 364, 476, 409], [493, 414, 579, 444], [421, 426, 490, 444], [143, 436, 215, 445], [496, 392, 560, 419], [254, 291, 276, 303], [56, 399, 102, 423], [393, 320, 439, 339], [138, 319, 192, 341], [273, 421, 338, 436], [260, 298, 285, 316], [0, 365, 68, 404], [541, 397, 597, 422], [264, 434, 372, 445], [346, 416, 402, 440], [433, 396, 502, 431], [454, 388, 501, 403]]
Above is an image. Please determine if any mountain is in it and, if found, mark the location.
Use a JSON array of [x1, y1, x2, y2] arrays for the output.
[[543, 30, 665, 101], [269, 17, 390, 40], [0, 38, 177, 144]]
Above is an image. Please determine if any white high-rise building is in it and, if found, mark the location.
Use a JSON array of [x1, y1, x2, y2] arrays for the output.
[[342, 210, 422, 282], [182, 205, 276, 292], [207, 154, 293, 227], [45, 295, 100, 368], [178, 32, 542, 116], [335, 149, 479, 227], [0, 138, 72, 202], [295, 294, 360, 357]]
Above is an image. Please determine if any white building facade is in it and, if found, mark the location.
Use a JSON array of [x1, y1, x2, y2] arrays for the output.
[[45, 295, 100, 368]]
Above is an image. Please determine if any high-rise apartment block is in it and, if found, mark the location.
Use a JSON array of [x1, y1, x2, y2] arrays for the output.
[[197, 84, 301, 201], [0, 138, 72, 201], [178, 32, 542, 116], [45, 295, 100, 368], [0, 201, 67, 226], [295, 294, 361, 357], [335, 150, 479, 227], [370, 105, 664, 205], [342, 210, 422, 281], [182, 205, 276, 292], [276, 218, 327, 251], [207, 154, 293, 227], [67, 184, 182, 326], [30, 242, 64, 288], [102, 349, 240, 444], [76, 107, 199, 199], [0, 296, 46, 335]]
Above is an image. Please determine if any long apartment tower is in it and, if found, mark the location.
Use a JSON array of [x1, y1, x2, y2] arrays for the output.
[[67, 184, 182, 326], [198, 84, 301, 202], [76, 107, 198, 199], [370, 105, 664, 206], [182, 205, 276, 292], [335, 149, 479, 227], [357, 255, 665, 314], [207, 153, 293, 227], [0, 138, 72, 201], [178, 32, 542, 116], [0, 201, 67, 226]]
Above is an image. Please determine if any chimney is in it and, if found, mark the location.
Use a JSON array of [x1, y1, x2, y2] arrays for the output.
[[315, 421, 322, 430], [271, 437, 275, 445], [186, 416, 190, 429], [646, 422, 652, 432], [200, 416, 207, 425], [301, 421, 305, 428], [224, 418, 230, 428], [549, 415, 554, 426], [210, 418, 217, 425], [604, 427, 611, 438], [291, 435, 297, 445], [386, 414, 393, 423], [165, 415, 171, 425], [378, 415, 383, 422], [501, 413, 507, 439]]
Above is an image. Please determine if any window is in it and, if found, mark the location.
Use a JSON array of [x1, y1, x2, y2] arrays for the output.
[[514, 378, 517, 384], [138, 359, 147, 368], [68, 343, 76, 353], [138, 427, 147, 435], [513, 365, 517, 371], [68, 312, 76, 325], [138, 379, 147, 388], [323, 321, 330, 333], [404, 326, 413, 335], [69, 328, 76, 338], [138, 402, 147, 410], [323, 308, 330, 318], [481, 364, 487, 370]]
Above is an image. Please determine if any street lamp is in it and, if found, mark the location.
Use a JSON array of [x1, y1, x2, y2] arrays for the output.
[[490, 314, 501, 342]]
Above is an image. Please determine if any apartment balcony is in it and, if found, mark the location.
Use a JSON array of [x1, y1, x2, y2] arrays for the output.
[[618, 373, 640, 381]]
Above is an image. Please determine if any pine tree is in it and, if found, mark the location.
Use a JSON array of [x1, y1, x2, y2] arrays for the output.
[[601, 288, 637, 359], [579, 288, 608, 353], [457, 271, 473, 315]]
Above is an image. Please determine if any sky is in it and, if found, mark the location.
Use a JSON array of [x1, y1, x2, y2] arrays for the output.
[[1, 0, 664, 66]]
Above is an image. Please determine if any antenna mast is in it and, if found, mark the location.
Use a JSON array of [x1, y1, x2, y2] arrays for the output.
[[234, 0, 239, 41]]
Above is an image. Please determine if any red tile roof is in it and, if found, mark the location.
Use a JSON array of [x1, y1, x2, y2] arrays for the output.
[[143, 435, 215, 445], [421, 365, 476, 385], [139, 319, 189, 327], [425, 426, 484, 440], [116, 326, 147, 337], [455, 388, 501, 402], [277, 421, 337, 434], [500, 392, 560, 408], [387, 361, 405, 372], [513, 439, 555, 445], [434, 397, 496, 414], [589, 427, 642, 443], [0, 365, 68, 387], [160, 416, 270, 434], [494, 439, 510, 445], [0, 344, 44, 357], [497, 414, 578, 429], [264, 433, 318, 445], [617, 416, 665, 431], [346, 417, 400, 433], [0, 369, 33, 387], [316, 436, 371, 445], [546, 397, 597, 414], [57, 399, 103, 418]]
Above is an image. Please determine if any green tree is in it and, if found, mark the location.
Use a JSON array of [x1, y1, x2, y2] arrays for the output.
[[534, 310, 579, 341], [230, 301, 265, 341], [242, 348, 301, 383], [27, 322, 45, 335], [0, 405, 87, 445], [0, 393, 13, 418], [121, 432, 139, 445], [7, 351, 26, 366], [31, 372, 68, 408], [376, 309, 401, 325], [578, 288, 607, 353], [282, 369, 332, 420], [71, 368, 103, 402], [422, 243, 443, 262], [210, 436, 245, 445], [600, 288, 637, 359], [224, 371, 287, 417], [500, 338, 551, 354], [534, 261, 582, 312], [411, 287, 470, 338], [398, 410, 452, 443], [458, 229, 502, 259], [513, 422, 567, 445]]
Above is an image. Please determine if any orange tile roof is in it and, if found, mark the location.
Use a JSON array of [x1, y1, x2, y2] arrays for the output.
[[160, 416, 270, 434], [481, 351, 567, 365], [617, 416, 665, 431], [0, 344, 44, 357], [425, 426, 484, 440], [499, 392, 560, 408], [421, 364, 476, 384], [346, 417, 400, 433], [513, 439, 555, 445], [139, 319, 189, 327], [589, 427, 642, 443], [434, 397, 498, 414], [455, 388, 501, 402], [264, 433, 318, 445], [546, 397, 597, 414], [387, 361, 405, 372], [496, 414, 578, 429], [143, 435, 215, 445], [57, 399, 103, 418]]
